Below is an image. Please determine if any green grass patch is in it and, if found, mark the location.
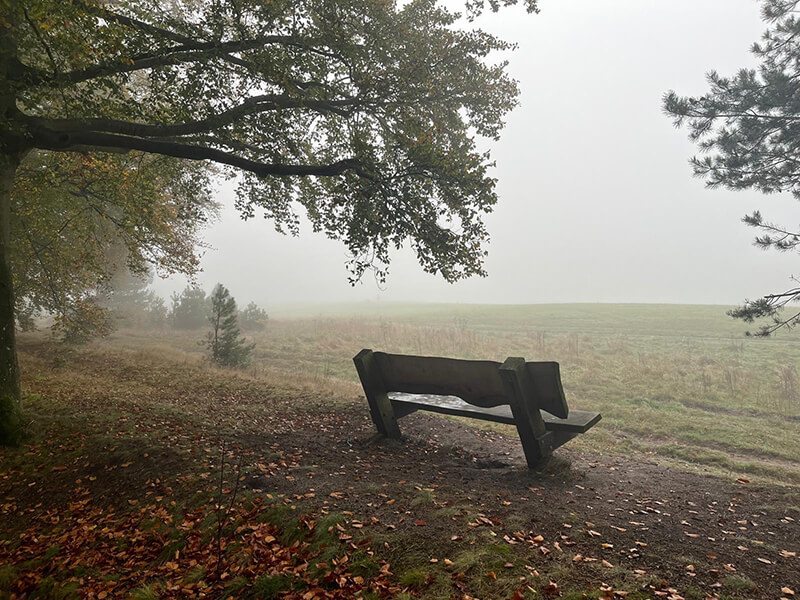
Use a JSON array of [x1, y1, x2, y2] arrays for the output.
[[248, 574, 291, 599], [128, 583, 160, 600], [0, 565, 17, 592], [722, 574, 758, 592]]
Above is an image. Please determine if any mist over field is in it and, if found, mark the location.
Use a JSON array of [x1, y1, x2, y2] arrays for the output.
[[150, 0, 798, 309]]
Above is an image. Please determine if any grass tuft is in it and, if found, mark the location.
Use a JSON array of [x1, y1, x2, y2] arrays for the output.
[[248, 574, 291, 599]]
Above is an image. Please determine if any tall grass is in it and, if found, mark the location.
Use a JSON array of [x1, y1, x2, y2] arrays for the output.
[[104, 303, 800, 484]]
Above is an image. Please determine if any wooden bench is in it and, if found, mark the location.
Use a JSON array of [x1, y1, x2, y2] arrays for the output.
[[353, 349, 601, 468]]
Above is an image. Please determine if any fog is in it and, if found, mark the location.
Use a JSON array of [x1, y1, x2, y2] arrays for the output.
[[151, 0, 799, 309]]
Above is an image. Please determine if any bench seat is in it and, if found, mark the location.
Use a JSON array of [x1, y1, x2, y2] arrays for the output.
[[389, 392, 601, 433]]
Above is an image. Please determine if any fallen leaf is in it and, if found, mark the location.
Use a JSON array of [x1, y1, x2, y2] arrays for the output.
[[543, 581, 559, 595]]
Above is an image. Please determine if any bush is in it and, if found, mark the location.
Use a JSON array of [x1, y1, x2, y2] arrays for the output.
[[239, 302, 268, 331]]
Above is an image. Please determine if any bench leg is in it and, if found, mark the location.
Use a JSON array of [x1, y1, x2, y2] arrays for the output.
[[517, 430, 554, 468], [500, 357, 553, 468], [353, 349, 401, 439]]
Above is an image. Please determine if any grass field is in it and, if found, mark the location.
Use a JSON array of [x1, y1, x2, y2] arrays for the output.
[[4, 302, 800, 599], [109, 302, 800, 486]]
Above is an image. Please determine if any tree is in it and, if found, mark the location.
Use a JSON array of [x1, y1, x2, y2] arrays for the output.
[[169, 286, 209, 330], [0, 0, 536, 441], [239, 302, 268, 332], [12, 150, 216, 341], [664, 0, 800, 335], [103, 269, 169, 330], [205, 284, 254, 368]]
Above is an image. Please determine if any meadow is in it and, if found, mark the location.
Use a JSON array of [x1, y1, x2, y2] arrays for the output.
[[112, 302, 800, 486], [4, 302, 799, 599]]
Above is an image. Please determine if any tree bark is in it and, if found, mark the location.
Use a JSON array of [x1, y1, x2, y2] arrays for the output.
[[0, 156, 21, 442], [1, 0, 23, 443]]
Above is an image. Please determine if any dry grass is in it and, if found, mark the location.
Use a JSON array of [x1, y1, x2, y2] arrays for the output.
[[92, 302, 800, 485]]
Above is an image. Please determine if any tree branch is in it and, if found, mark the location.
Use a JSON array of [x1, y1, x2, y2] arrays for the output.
[[22, 94, 356, 138], [29, 126, 373, 179], [18, 35, 299, 86], [73, 0, 197, 45]]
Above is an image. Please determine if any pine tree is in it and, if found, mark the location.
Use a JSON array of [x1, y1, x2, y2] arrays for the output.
[[170, 287, 209, 330], [239, 302, 268, 331], [664, 0, 800, 334], [205, 284, 254, 368]]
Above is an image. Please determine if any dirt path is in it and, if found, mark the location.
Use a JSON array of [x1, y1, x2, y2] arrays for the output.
[[239, 402, 800, 598]]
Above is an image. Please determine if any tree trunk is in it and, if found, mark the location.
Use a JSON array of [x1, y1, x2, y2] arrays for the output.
[[0, 157, 21, 444], [0, 0, 24, 445]]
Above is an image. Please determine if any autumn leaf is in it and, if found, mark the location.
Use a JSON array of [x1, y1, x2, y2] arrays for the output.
[[543, 581, 559, 595]]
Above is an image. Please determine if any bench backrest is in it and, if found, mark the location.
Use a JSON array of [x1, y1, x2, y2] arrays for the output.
[[524, 362, 569, 419], [373, 352, 505, 407], [369, 351, 569, 418]]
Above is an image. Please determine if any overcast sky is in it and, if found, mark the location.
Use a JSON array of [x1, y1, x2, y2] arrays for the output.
[[151, 0, 799, 309]]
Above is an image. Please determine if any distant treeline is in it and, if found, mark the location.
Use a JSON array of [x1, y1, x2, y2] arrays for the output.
[[168, 285, 268, 332], [107, 280, 268, 334]]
